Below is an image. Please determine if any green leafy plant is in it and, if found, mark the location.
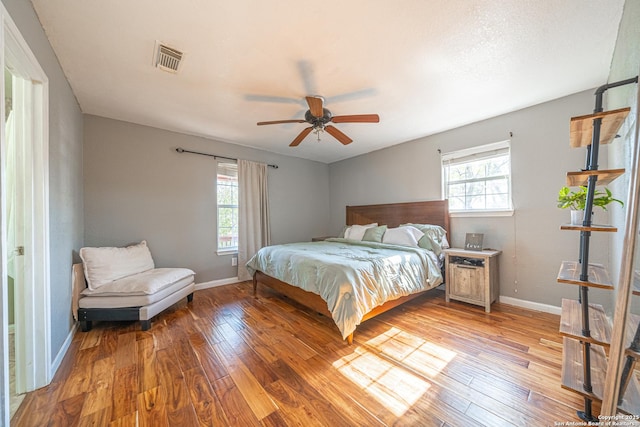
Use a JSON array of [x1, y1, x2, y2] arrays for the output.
[[557, 186, 624, 210]]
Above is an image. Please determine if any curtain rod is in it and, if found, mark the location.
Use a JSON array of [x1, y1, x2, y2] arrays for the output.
[[175, 147, 278, 169]]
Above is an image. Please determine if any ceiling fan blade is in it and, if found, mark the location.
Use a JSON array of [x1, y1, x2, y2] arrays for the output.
[[325, 125, 353, 145], [245, 94, 303, 105], [290, 127, 313, 147], [331, 114, 380, 123], [257, 119, 307, 126], [305, 96, 324, 118]]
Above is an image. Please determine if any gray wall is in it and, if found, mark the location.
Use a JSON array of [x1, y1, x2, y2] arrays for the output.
[[329, 90, 615, 309], [607, 0, 640, 313], [83, 115, 330, 283], [2, 0, 84, 360]]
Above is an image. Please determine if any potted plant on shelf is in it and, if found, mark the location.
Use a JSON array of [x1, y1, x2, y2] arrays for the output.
[[557, 186, 624, 225]]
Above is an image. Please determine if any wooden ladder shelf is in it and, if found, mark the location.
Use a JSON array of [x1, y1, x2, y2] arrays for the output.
[[557, 76, 639, 422]]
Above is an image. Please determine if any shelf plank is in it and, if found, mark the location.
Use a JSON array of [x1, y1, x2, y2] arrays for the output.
[[570, 107, 631, 148], [561, 337, 607, 400], [566, 168, 625, 187], [559, 299, 611, 346], [560, 224, 618, 232], [557, 261, 614, 290], [625, 347, 640, 359]]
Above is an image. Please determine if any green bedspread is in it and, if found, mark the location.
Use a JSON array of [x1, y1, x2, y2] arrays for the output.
[[246, 238, 443, 339]]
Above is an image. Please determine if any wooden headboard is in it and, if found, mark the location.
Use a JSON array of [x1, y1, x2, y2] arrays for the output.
[[346, 200, 450, 237]]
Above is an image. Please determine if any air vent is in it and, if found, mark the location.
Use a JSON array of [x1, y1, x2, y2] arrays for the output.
[[154, 42, 183, 73]]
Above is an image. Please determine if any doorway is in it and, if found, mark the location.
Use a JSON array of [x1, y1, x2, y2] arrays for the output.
[[0, 4, 51, 425]]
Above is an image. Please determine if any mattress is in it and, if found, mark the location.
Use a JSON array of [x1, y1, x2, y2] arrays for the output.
[[246, 238, 443, 339]]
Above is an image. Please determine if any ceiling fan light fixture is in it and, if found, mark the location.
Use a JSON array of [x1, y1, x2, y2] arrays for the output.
[[312, 126, 325, 142]]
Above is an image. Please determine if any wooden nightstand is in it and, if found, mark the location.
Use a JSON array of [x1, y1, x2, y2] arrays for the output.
[[444, 248, 501, 313]]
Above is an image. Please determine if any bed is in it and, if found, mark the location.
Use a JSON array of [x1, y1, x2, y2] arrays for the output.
[[247, 200, 450, 344]]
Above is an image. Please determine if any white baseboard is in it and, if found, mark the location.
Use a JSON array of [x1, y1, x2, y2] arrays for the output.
[[195, 277, 241, 291], [499, 295, 561, 315], [50, 323, 78, 381]]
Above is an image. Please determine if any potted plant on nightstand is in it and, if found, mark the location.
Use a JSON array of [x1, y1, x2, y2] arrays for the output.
[[557, 186, 624, 225]]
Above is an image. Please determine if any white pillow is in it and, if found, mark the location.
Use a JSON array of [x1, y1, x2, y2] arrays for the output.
[[344, 223, 378, 241], [382, 226, 425, 247], [80, 240, 155, 290]]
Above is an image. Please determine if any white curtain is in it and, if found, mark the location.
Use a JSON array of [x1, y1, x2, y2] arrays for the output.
[[237, 159, 271, 281]]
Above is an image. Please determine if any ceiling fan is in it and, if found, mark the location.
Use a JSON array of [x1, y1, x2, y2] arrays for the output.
[[257, 95, 380, 147]]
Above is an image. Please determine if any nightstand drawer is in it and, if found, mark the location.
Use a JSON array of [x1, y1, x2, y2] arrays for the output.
[[448, 264, 485, 302]]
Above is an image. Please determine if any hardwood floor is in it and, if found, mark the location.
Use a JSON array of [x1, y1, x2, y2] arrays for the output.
[[12, 282, 593, 426]]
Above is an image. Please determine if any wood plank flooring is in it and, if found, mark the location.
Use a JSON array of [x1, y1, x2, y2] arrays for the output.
[[12, 283, 596, 426]]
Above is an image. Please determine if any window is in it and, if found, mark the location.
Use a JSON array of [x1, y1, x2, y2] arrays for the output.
[[441, 140, 513, 215], [217, 161, 238, 252]]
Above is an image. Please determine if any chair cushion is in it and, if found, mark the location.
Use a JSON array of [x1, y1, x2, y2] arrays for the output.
[[80, 241, 155, 291], [78, 276, 194, 309], [81, 267, 195, 297]]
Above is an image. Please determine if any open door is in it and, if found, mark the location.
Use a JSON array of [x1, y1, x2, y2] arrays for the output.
[[0, 4, 51, 424], [4, 66, 28, 415], [7, 71, 33, 401]]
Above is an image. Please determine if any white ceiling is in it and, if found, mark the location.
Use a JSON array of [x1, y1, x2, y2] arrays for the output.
[[30, 0, 624, 164]]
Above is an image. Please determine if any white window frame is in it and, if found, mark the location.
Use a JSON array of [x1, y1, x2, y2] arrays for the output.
[[216, 161, 238, 254], [441, 140, 514, 217]]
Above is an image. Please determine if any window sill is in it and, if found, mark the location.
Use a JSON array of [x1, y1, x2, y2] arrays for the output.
[[217, 249, 238, 256], [450, 209, 514, 218]]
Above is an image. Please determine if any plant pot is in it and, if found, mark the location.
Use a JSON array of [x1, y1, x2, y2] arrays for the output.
[[570, 209, 584, 225]]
